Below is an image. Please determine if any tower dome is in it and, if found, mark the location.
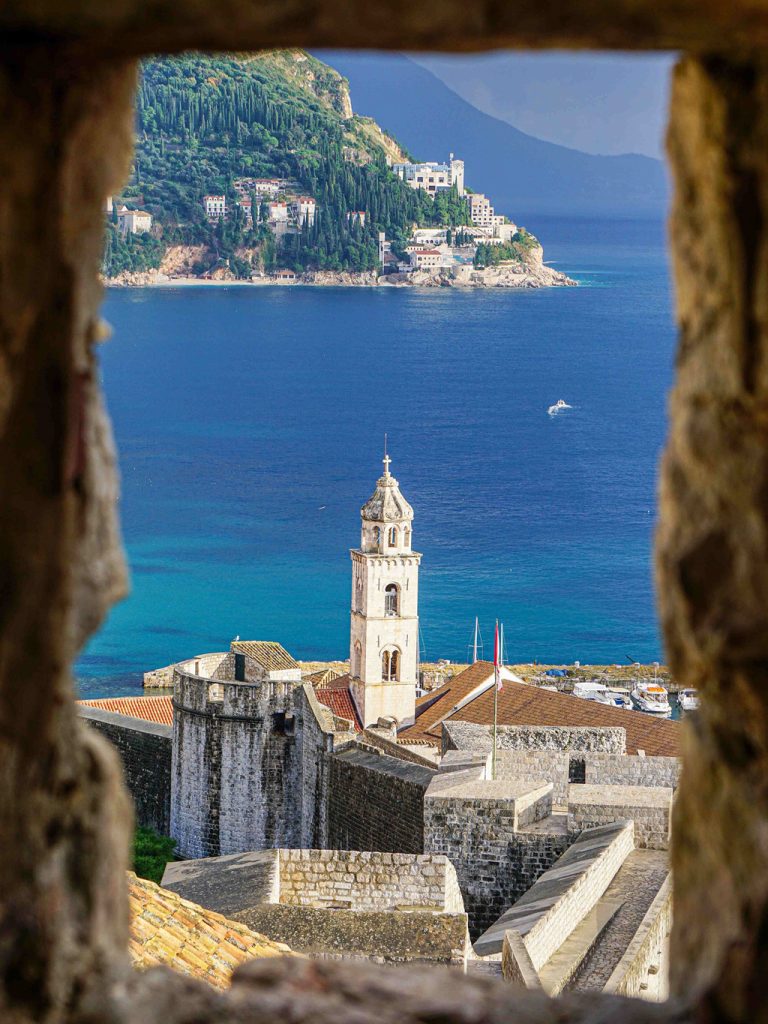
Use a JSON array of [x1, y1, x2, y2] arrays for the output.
[[360, 455, 414, 523]]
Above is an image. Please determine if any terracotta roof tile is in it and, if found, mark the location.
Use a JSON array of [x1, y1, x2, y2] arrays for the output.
[[231, 641, 299, 671], [128, 872, 292, 989], [313, 673, 363, 731], [78, 695, 173, 726], [401, 661, 680, 757]]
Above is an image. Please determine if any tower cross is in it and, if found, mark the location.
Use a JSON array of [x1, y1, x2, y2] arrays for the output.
[[383, 453, 392, 477]]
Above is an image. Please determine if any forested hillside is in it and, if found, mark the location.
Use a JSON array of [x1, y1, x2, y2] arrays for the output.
[[105, 51, 470, 277]]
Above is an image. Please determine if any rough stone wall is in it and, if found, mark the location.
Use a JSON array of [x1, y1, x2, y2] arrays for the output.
[[585, 754, 681, 790], [171, 672, 335, 858], [495, 751, 571, 805], [442, 721, 626, 755], [424, 787, 571, 936], [327, 747, 434, 854], [236, 903, 470, 965], [568, 787, 672, 850], [79, 707, 172, 835], [277, 849, 459, 911]]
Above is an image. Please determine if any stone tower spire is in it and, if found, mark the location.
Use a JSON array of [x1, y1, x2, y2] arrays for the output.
[[349, 454, 421, 728]]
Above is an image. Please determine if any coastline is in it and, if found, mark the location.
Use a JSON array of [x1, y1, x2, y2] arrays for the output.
[[105, 264, 577, 291]]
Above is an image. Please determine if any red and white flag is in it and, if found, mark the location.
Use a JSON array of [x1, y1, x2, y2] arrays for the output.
[[494, 621, 503, 692]]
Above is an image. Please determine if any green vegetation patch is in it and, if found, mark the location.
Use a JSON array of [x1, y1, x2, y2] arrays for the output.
[[133, 826, 177, 884]]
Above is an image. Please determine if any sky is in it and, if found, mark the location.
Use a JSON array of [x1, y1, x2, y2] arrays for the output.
[[410, 52, 674, 159]]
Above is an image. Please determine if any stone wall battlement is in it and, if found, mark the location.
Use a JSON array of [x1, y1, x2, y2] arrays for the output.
[[277, 849, 464, 912]]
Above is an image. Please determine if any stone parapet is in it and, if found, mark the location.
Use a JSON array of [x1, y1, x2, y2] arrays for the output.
[[603, 874, 672, 997], [568, 786, 673, 850], [584, 754, 681, 790]]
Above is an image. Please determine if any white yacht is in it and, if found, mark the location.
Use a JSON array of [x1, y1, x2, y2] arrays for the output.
[[548, 399, 572, 416], [678, 688, 700, 712], [573, 681, 632, 709], [631, 681, 672, 715]]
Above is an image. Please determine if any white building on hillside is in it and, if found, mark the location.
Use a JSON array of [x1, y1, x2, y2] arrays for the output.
[[349, 455, 421, 728], [117, 206, 153, 235], [291, 197, 316, 226], [468, 193, 495, 227], [392, 153, 465, 196], [204, 195, 226, 221]]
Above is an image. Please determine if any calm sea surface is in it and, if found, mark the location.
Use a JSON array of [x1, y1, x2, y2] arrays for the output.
[[78, 216, 675, 698]]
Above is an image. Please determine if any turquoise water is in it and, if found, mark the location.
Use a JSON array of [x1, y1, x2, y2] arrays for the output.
[[78, 216, 675, 697]]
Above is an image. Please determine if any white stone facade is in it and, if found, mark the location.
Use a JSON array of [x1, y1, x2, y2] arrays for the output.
[[392, 154, 465, 196], [349, 457, 421, 728], [204, 194, 226, 220], [117, 207, 152, 234]]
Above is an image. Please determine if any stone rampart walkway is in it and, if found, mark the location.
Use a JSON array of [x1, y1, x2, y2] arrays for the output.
[[570, 850, 669, 992]]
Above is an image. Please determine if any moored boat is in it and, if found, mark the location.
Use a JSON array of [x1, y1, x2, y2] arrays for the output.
[[678, 688, 700, 712], [631, 681, 672, 715]]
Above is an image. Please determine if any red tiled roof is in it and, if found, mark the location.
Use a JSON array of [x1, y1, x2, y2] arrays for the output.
[[313, 674, 362, 731], [401, 661, 680, 757], [78, 695, 173, 727]]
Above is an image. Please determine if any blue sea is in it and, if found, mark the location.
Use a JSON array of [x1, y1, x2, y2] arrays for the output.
[[77, 216, 675, 698]]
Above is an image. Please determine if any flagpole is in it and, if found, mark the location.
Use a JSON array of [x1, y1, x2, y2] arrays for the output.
[[492, 619, 499, 780]]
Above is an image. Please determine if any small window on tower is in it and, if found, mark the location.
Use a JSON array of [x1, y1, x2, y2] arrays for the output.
[[382, 648, 400, 681], [384, 584, 399, 616], [389, 526, 398, 547]]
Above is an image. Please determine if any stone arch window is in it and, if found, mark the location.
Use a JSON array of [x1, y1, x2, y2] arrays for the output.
[[404, 526, 411, 548], [373, 526, 381, 547], [388, 525, 398, 547], [353, 641, 362, 678], [384, 583, 399, 616], [381, 648, 400, 682]]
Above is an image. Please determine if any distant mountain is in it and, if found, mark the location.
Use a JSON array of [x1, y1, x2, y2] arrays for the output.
[[316, 51, 669, 220]]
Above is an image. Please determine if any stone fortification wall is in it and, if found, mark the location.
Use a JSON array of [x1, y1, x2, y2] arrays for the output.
[[441, 721, 626, 755], [584, 753, 681, 790], [476, 821, 635, 967], [424, 768, 569, 936], [495, 751, 570, 806], [277, 849, 463, 912], [171, 667, 337, 859], [603, 875, 672, 997], [327, 746, 434, 854], [79, 707, 172, 835], [568, 785, 673, 850], [238, 904, 470, 965]]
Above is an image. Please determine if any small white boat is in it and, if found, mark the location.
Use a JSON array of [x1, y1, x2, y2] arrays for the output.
[[573, 682, 613, 706], [548, 399, 572, 416], [606, 687, 633, 710], [631, 681, 672, 715], [678, 688, 700, 712], [573, 681, 632, 709]]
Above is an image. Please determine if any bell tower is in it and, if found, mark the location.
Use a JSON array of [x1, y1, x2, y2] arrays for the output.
[[350, 453, 421, 728]]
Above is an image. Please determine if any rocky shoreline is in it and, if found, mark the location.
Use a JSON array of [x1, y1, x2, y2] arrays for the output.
[[105, 246, 576, 290], [107, 264, 576, 289]]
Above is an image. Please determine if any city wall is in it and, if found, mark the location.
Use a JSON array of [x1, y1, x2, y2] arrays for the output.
[[327, 746, 434, 854], [78, 706, 172, 835], [277, 848, 464, 911]]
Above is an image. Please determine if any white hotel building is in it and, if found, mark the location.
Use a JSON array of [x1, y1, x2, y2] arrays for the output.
[[392, 153, 465, 196]]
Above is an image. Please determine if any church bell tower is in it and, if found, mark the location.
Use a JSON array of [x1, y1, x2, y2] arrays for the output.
[[350, 454, 421, 728]]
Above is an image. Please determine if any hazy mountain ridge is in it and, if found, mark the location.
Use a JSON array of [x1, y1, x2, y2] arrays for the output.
[[316, 51, 669, 219]]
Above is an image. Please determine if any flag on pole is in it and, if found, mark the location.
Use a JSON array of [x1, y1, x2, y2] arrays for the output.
[[494, 621, 502, 692]]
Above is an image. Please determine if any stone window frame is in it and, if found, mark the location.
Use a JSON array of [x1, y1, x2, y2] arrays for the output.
[[2, 13, 768, 1024]]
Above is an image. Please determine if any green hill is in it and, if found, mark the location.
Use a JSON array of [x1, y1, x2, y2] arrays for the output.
[[105, 50, 470, 278]]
